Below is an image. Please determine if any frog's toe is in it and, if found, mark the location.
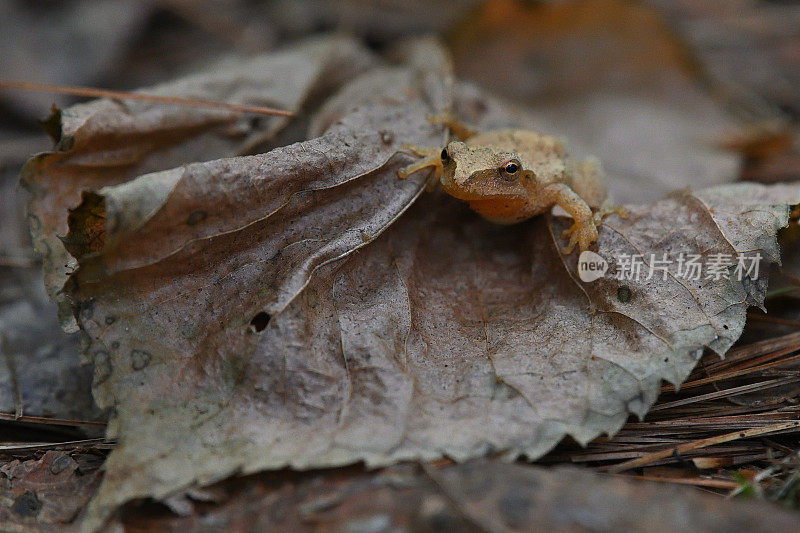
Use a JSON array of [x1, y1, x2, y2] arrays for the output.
[[561, 223, 580, 254], [561, 220, 598, 254], [398, 161, 427, 179], [398, 153, 442, 181]]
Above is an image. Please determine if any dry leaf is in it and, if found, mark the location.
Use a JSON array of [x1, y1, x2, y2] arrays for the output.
[[0, 451, 103, 528], [115, 460, 800, 532], [21, 35, 376, 330], [20, 38, 800, 530]]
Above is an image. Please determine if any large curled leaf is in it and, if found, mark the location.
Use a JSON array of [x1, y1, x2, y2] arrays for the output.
[[21, 37, 800, 529], [21, 35, 376, 330], [70, 173, 799, 529]]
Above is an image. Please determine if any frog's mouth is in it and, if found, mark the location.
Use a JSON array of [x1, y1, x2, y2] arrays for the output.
[[440, 174, 527, 202]]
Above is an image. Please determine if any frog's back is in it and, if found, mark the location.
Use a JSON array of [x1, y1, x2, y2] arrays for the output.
[[467, 129, 567, 183], [466, 128, 563, 155]]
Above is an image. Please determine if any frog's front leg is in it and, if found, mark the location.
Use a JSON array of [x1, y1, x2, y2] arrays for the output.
[[398, 145, 443, 190], [567, 157, 628, 225], [544, 183, 599, 254]]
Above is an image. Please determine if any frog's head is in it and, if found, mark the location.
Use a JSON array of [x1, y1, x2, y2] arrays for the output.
[[439, 141, 531, 202]]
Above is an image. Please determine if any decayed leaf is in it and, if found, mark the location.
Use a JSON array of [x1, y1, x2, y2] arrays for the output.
[[21, 37, 800, 530], [0, 450, 104, 528], [21, 35, 376, 330]]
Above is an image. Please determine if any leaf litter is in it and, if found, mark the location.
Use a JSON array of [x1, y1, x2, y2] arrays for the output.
[[113, 460, 800, 532], [16, 32, 800, 531]]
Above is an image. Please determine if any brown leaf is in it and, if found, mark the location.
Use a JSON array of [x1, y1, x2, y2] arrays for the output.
[[0, 450, 103, 527], [21, 35, 376, 330], [21, 38, 800, 530], [116, 461, 800, 532]]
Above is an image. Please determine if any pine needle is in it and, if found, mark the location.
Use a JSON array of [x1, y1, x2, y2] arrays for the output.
[[0, 80, 293, 117]]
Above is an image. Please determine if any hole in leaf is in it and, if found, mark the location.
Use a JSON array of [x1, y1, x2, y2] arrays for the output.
[[250, 312, 271, 332], [617, 285, 632, 303]]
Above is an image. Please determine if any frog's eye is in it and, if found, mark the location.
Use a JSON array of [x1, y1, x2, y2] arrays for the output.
[[440, 148, 450, 163], [500, 159, 521, 178]]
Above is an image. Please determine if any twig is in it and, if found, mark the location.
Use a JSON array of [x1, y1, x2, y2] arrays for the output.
[[0, 412, 106, 428], [746, 313, 800, 328], [0, 438, 113, 452], [606, 420, 800, 473], [0, 80, 293, 117], [676, 351, 800, 390], [611, 473, 740, 490], [651, 377, 798, 411]]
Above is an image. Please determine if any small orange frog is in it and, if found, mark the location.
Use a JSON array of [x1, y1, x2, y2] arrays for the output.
[[399, 115, 618, 253]]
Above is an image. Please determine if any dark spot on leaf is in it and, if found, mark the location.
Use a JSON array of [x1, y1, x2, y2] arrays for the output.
[[11, 491, 41, 517], [250, 311, 271, 332], [79, 298, 94, 320], [740, 433, 746, 438], [111, 341, 120, 350], [617, 285, 632, 303], [105, 316, 116, 325], [131, 349, 153, 370], [186, 210, 207, 226], [723, 324, 729, 330]]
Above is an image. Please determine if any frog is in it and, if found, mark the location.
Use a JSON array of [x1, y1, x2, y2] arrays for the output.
[[398, 115, 618, 253]]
